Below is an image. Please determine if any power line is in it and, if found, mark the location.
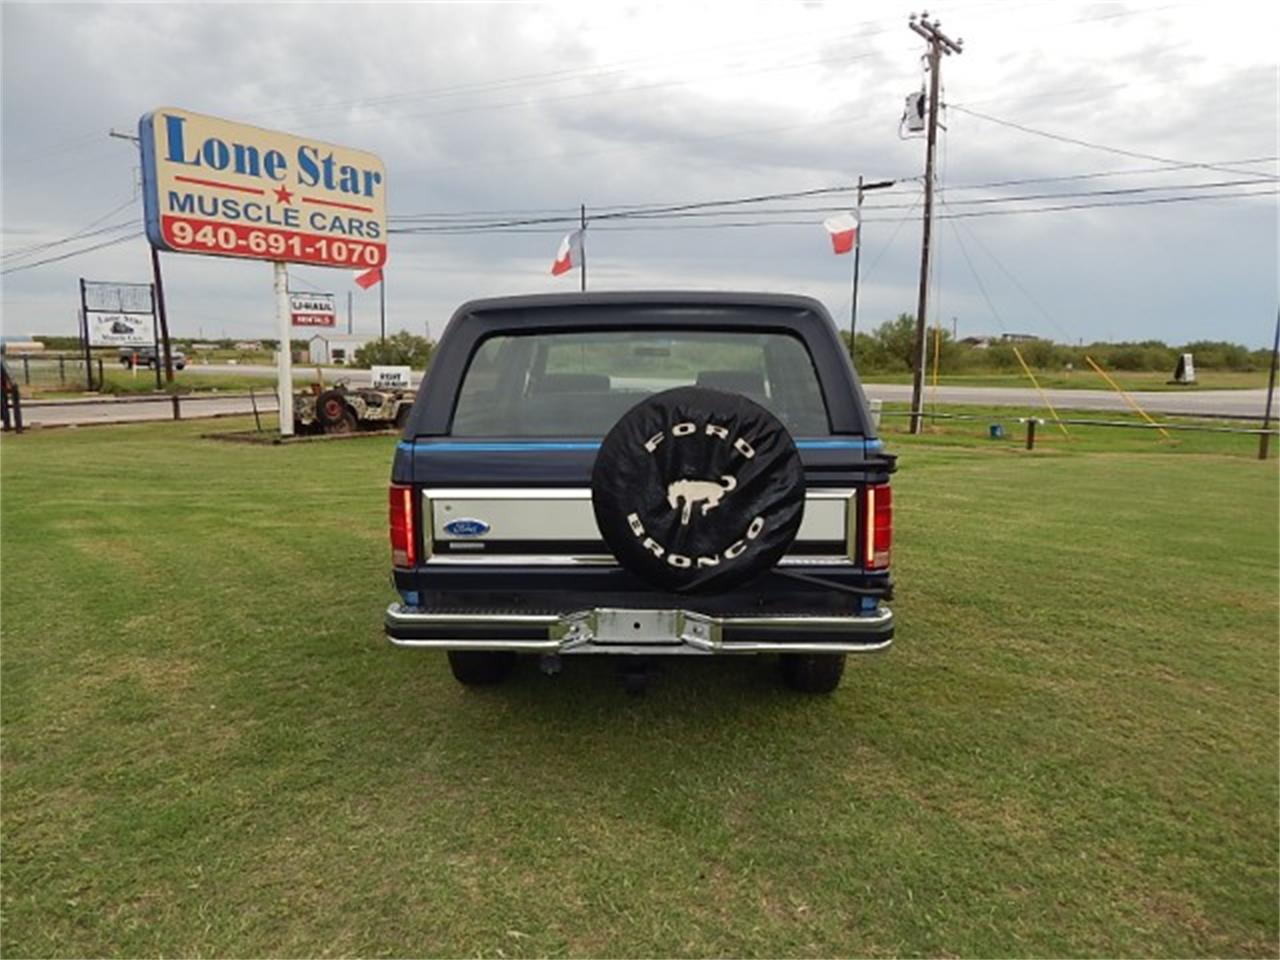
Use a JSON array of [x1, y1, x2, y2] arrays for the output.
[[1, 232, 142, 276], [2, 218, 138, 263], [943, 198, 1072, 342], [2, 197, 139, 261], [945, 214, 1008, 334], [389, 186, 1278, 235], [936, 186, 1278, 220], [390, 182, 912, 231], [861, 193, 924, 282], [948, 105, 1274, 179], [941, 156, 1278, 192], [384, 156, 1280, 224], [388, 176, 1274, 233], [538, 178, 1275, 222]]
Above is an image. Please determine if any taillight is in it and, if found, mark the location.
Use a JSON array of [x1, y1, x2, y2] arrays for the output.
[[864, 484, 892, 570], [389, 484, 416, 567]]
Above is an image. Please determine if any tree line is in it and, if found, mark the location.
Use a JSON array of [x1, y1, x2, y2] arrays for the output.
[[842, 314, 1273, 374]]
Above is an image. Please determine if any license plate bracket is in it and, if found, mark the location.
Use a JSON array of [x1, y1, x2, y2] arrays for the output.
[[593, 608, 682, 644]]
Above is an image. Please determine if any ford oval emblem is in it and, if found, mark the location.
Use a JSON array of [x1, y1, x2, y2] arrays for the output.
[[443, 517, 490, 538]]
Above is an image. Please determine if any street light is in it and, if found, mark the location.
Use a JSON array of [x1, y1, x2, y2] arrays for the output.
[[850, 177, 896, 364]]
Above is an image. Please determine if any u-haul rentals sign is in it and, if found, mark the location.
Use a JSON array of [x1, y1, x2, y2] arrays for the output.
[[140, 107, 386, 270], [290, 292, 336, 327]]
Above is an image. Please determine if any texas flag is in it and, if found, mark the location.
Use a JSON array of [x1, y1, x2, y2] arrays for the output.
[[551, 230, 582, 276], [354, 266, 383, 289], [822, 213, 859, 255]]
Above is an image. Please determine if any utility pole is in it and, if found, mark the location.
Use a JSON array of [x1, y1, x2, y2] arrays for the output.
[[849, 177, 896, 364], [907, 12, 963, 434], [111, 128, 174, 384]]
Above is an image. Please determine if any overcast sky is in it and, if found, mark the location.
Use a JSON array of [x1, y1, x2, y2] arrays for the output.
[[2, 1, 1277, 346]]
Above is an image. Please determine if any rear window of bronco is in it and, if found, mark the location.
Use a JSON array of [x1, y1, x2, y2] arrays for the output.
[[450, 329, 832, 438]]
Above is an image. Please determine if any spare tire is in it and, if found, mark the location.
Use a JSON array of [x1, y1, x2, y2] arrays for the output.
[[591, 386, 805, 593]]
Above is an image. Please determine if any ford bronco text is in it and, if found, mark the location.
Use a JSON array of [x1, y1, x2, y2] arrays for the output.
[[385, 292, 895, 693]]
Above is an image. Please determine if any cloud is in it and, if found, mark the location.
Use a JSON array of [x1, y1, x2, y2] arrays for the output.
[[2, 1, 1276, 347]]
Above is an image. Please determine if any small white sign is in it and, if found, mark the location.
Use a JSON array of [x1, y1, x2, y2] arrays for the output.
[[87, 312, 152, 347], [1174, 352, 1196, 384], [289, 292, 336, 327], [371, 365, 411, 390]]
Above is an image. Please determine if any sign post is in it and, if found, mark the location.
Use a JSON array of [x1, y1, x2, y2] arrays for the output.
[[274, 262, 293, 436], [138, 106, 386, 437], [78, 281, 93, 390], [150, 282, 162, 389]]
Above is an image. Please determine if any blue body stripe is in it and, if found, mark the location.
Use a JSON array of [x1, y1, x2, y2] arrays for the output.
[[404, 438, 869, 453]]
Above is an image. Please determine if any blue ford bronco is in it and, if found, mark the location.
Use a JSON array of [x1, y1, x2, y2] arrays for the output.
[[385, 292, 895, 693]]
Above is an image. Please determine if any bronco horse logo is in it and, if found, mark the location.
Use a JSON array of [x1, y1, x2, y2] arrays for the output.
[[667, 475, 737, 525]]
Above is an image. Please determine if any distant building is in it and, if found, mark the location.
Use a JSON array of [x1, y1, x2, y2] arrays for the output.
[[0, 338, 46, 354], [960, 333, 1044, 349], [234, 340, 262, 351], [307, 334, 371, 366]]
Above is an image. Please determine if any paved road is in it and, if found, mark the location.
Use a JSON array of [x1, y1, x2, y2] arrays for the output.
[[187, 365, 1272, 417], [20, 393, 279, 427], [17, 380, 1270, 428], [186, 363, 366, 380]]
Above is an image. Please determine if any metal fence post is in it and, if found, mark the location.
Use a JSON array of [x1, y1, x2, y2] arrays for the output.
[[1260, 310, 1278, 460], [22, 356, 30, 385], [171, 395, 181, 421], [97, 358, 104, 389], [1025, 418, 1037, 450], [59, 356, 66, 383]]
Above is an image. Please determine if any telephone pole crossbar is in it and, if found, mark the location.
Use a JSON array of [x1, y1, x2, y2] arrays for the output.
[[908, 11, 963, 434]]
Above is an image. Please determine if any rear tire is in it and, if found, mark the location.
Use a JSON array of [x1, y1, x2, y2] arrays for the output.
[[447, 650, 515, 686], [316, 390, 357, 435], [779, 652, 846, 694]]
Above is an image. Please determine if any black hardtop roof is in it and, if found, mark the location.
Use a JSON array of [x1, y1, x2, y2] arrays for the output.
[[411, 289, 870, 436], [449, 291, 835, 328]]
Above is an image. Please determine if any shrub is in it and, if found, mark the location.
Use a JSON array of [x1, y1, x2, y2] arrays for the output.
[[353, 331, 434, 369]]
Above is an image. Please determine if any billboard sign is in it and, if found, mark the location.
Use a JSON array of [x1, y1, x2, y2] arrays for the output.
[[86, 312, 153, 347], [139, 107, 387, 270], [289, 292, 337, 327]]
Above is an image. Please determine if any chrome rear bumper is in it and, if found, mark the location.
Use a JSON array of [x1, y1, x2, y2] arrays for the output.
[[384, 603, 893, 655]]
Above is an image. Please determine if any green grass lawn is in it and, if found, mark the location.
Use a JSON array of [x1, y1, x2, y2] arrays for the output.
[[1, 419, 1276, 957]]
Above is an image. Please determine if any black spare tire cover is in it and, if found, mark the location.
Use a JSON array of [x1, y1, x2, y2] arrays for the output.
[[591, 386, 805, 593]]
